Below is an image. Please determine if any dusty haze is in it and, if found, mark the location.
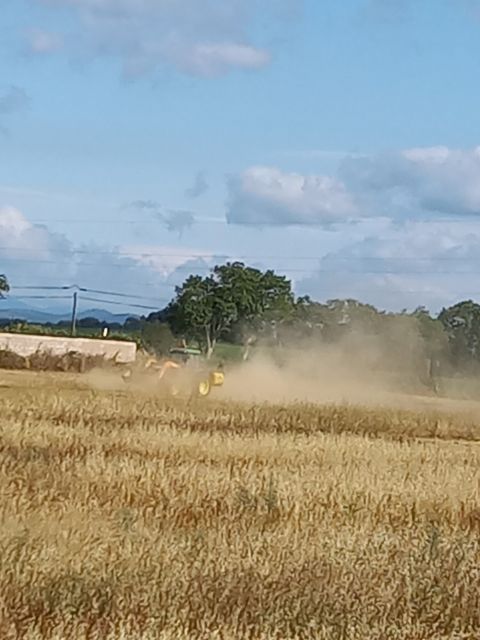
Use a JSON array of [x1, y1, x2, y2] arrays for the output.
[[218, 335, 432, 407], [83, 324, 480, 413]]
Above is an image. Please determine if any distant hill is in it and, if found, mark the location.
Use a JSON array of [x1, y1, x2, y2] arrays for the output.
[[0, 306, 138, 324]]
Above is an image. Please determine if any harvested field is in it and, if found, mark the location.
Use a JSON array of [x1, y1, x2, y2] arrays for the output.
[[0, 370, 480, 639]]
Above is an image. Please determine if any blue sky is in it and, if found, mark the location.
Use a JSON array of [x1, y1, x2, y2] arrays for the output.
[[2, 0, 480, 315]]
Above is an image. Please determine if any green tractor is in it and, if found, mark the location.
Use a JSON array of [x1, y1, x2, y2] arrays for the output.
[[122, 346, 225, 399]]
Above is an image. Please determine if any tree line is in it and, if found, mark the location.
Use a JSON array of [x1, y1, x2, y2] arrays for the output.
[[3, 266, 480, 375], [156, 262, 480, 377]]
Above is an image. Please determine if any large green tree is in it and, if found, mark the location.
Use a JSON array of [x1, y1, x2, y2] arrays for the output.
[[141, 320, 174, 356], [283, 297, 382, 343], [411, 306, 448, 359], [0, 274, 9, 298], [166, 262, 295, 357], [439, 300, 480, 372]]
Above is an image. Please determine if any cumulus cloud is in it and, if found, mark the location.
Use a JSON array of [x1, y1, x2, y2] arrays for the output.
[[185, 171, 209, 199], [30, 0, 278, 77], [0, 205, 76, 286], [227, 147, 480, 227], [0, 205, 205, 311], [3, 206, 479, 315], [226, 166, 358, 226], [121, 244, 212, 280], [296, 219, 480, 312], [340, 146, 480, 217]]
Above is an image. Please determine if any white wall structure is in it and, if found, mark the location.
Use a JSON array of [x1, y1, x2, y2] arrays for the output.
[[0, 333, 137, 364]]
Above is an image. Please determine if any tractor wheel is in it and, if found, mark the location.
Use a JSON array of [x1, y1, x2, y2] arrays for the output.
[[196, 378, 211, 397]]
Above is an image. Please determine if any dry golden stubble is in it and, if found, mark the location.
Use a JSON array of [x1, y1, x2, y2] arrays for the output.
[[0, 372, 479, 639]]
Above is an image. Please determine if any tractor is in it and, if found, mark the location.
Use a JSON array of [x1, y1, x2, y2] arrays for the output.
[[121, 346, 224, 398]]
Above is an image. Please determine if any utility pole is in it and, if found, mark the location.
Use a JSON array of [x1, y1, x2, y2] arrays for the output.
[[71, 291, 78, 337]]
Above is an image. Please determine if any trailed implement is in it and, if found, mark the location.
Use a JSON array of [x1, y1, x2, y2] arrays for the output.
[[122, 346, 224, 398]]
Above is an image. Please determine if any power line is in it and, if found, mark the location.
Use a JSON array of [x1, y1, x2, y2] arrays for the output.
[[3, 244, 480, 263], [0, 257, 191, 273], [10, 284, 164, 302], [26, 218, 226, 225], [6, 255, 480, 275], [4, 295, 73, 300], [11, 282, 175, 293], [1, 296, 163, 323], [5, 281, 480, 318], [7, 286, 480, 303], [6, 283, 480, 299], [2, 283, 166, 314], [20, 216, 480, 225], [8, 285, 72, 291], [78, 287, 161, 301], [7, 285, 164, 304], [79, 296, 159, 310]]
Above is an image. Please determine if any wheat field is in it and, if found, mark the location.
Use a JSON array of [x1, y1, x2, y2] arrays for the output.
[[1, 370, 480, 639]]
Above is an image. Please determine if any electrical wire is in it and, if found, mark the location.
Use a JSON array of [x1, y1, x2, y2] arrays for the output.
[[12, 282, 175, 292], [78, 296, 160, 310], [26, 218, 226, 225], [3, 244, 480, 261], [9, 285, 165, 303], [5, 255, 480, 275], [4, 295, 73, 300], [76, 287, 162, 301], [6, 285, 480, 300], [18, 216, 480, 225]]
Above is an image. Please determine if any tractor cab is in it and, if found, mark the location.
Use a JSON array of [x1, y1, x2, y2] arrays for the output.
[[168, 346, 203, 368]]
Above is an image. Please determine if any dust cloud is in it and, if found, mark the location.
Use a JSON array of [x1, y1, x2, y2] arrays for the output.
[[84, 366, 166, 395], [83, 368, 126, 392], [82, 322, 480, 414], [217, 327, 437, 408]]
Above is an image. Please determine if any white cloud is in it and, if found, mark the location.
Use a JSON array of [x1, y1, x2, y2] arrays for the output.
[[3, 206, 480, 315], [340, 146, 480, 217], [0, 206, 203, 311], [401, 146, 451, 163], [120, 244, 213, 279], [297, 219, 480, 312], [0, 206, 71, 255], [227, 147, 480, 227], [226, 166, 358, 226], [0, 207, 31, 236], [0, 205, 75, 287], [30, 0, 278, 77]]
